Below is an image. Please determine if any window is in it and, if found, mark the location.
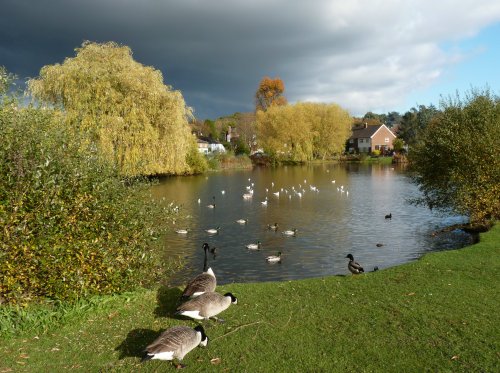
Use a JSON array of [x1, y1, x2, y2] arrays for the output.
[[359, 139, 364, 143], [385, 137, 389, 143]]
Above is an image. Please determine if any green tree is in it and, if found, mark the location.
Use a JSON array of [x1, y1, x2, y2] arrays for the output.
[[28, 41, 204, 177], [409, 88, 500, 224], [397, 105, 439, 146]]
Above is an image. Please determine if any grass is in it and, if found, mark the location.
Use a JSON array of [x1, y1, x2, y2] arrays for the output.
[[0, 224, 499, 372]]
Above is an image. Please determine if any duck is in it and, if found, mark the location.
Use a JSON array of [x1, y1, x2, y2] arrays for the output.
[[346, 254, 364, 274], [242, 192, 253, 200], [266, 251, 282, 263], [181, 243, 216, 299], [176, 292, 238, 322], [385, 213, 392, 219], [245, 241, 261, 250], [142, 325, 208, 369], [376, 243, 384, 247], [282, 228, 297, 236], [236, 218, 248, 224], [205, 226, 220, 234], [267, 223, 279, 231], [273, 191, 280, 197], [261, 198, 268, 206], [207, 196, 216, 209], [209, 246, 217, 259], [175, 228, 189, 234]]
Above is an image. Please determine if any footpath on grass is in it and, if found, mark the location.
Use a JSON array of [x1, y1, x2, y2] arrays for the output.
[[0, 223, 498, 372]]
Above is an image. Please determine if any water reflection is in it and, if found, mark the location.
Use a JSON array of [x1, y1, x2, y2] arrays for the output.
[[151, 163, 472, 286]]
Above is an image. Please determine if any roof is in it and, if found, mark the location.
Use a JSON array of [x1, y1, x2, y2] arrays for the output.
[[349, 124, 395, 139]]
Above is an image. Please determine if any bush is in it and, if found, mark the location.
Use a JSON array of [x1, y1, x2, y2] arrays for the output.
[[0, 102, 171, 304], [409, 88, 500, 224]]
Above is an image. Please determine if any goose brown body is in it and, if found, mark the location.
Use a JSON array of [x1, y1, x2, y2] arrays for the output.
[[176, 292, 237, 320], [142, 326, 208, 362], [181, 243, 216, 299]]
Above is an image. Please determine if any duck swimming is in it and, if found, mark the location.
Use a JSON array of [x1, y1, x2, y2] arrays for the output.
[[266, 252, 282, 263]]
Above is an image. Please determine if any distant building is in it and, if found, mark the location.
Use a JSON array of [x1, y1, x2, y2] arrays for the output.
[[347, 123, 396, 154], [196, 136, 226, 154]]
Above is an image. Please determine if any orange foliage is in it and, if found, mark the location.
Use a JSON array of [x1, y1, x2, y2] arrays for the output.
[[255, 76, 287, 112]]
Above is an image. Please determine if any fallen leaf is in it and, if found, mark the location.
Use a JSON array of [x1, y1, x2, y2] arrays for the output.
[[406, 292, 416, 296], [19, 354, 29, 359], [210, 357, 222, 365], [451, 355, 459, 360], [108, 311, 118, 319], [51, 347, 60, 352]]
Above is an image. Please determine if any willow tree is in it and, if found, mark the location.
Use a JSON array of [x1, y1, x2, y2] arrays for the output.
[[256, 104, 313, 162], [28, 41, 203, 176], [298, 102, 352, 159]]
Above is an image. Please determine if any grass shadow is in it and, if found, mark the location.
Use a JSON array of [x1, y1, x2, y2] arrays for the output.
[[115, 328, 161, 360], [154, 285, 183, 318]]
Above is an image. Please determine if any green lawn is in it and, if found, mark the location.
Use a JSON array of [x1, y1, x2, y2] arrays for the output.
[[1, 224, 499, 372]]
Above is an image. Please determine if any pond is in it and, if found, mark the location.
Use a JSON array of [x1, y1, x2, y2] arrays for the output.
[[151, 163, 473, 286]]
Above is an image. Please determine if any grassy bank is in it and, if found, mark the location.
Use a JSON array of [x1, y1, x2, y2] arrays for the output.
[[1, 225, 498, 372]]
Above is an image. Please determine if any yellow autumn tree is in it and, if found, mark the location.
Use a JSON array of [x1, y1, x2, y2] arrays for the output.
[[257, 104, 313, 162], [28, 41, 205, 176], [256, 102, 351, 162], [299, 102, 352, 159]]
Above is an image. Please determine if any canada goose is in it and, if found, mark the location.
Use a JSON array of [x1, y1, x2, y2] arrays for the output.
[[175, 228, 189, 234], [181, 243, 216, 299], [385, 213, 392, 219], [261, 198, 268, 206], [245, 241, 261, 250], [346, 254, 364, 274], [267, 223, 279, 231], [376, 243, 384, 247], [176, 292, 238, 322], [205, 226, 220, 234], [142, 325, 208, 368], [282, 228, 297, 236], [266, 251, 282, 263], [236, 219, 248, 224]]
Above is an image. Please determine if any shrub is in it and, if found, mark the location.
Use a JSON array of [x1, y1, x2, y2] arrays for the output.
[[0, 102, 171, 304]]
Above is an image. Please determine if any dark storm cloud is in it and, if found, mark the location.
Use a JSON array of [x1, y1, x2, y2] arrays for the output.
[[1, 0, 500, 118]]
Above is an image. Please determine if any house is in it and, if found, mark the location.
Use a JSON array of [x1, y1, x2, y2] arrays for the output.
[[196, 136, 226, 154], [197, 138, 209, 155], [347, 123, 396, 154]]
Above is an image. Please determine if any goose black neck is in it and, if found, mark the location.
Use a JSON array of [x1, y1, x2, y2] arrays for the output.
[[203, 246, 209, 272]]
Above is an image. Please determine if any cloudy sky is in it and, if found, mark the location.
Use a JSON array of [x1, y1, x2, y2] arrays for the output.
[[1, 0, 500, 119]]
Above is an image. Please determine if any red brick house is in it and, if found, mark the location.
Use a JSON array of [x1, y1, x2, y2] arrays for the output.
[[347, 124, 396, 154]]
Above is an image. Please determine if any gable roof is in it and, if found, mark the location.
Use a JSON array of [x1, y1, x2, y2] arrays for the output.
[[349, 124, 396, 140]]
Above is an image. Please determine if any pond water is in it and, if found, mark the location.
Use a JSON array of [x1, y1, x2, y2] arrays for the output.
[[151, 163, 473, 286]]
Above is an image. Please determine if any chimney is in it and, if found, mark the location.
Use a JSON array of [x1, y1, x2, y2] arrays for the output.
[[364, 122, 368, 128]]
